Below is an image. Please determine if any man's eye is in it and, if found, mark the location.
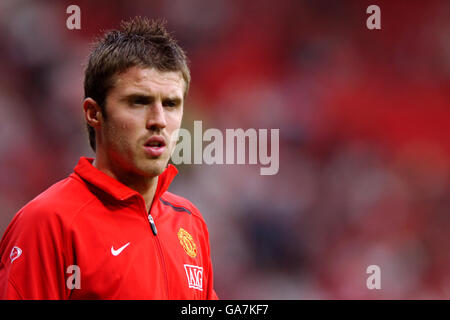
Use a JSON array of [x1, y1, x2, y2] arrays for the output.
[[164, 100, 179, 108], [133, 98, 146, 105]]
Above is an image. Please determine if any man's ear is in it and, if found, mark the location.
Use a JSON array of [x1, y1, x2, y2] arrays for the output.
[[83, 98, 103, 129]]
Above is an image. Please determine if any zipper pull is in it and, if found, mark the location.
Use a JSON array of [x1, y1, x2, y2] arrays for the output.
[[148, 214, 158, 236]]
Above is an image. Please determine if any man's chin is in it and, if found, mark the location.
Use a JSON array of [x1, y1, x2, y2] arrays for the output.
[[138, 159, 168, 178]]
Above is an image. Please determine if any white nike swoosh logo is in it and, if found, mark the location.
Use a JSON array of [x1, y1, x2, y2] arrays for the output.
[[111, 242, 130, 256]]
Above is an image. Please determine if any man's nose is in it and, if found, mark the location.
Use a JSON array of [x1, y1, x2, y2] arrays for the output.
[[146, 101, 167, 131]]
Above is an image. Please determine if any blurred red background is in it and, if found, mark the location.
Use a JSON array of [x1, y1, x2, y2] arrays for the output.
[[0, 0, 448, 299]]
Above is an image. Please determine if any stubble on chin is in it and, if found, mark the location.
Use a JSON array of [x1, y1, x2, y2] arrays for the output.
[[137, 154, 169, 178], [136, 136, 176, 178]]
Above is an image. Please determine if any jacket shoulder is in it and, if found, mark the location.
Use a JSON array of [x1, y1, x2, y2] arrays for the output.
[[15, 174, 95, 225], [160, 192, 206, 222]]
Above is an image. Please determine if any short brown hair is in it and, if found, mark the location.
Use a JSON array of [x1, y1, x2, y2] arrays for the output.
[[84, 17, 190, 151]]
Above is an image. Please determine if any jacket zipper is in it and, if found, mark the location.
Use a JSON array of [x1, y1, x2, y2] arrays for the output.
[[147, 214, 158, 235], [150, 215, 170, 299], [139, 200, 170, 299]]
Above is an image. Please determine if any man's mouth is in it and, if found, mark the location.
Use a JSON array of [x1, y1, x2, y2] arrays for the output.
[[144, 136, 167, 157]]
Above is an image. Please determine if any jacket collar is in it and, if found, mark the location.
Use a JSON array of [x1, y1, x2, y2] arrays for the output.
[[73, 157, 178, 201]]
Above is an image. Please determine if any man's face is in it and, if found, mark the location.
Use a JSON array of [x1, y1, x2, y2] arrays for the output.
[[98, 66, 184, 178]]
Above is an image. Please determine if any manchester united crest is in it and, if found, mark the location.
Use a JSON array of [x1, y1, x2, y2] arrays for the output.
[[177, 228, 197, 258]]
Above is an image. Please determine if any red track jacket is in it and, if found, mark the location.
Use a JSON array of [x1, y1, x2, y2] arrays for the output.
[[0, 157, 218, 299]]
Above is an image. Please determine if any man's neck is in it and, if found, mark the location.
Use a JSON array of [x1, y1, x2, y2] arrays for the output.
[[93, 158, 158, 213]]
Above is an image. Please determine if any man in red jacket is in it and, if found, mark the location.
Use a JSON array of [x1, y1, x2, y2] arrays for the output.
[[0, 17, 218, 300]]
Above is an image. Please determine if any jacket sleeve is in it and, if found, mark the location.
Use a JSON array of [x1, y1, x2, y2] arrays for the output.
[[0, 206, 70, 300]]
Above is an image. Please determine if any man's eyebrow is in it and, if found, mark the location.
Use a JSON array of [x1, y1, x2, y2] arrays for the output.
[[119, 93, 153, 105], [162, 96, 182, 103], [122, 93, 153, 100], [120, 93, 183, 105]]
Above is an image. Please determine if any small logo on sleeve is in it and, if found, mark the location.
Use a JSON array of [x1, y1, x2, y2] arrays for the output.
[[184, 264, 203, 291], [10, 246, 22, 263], [177, 228, 197, 258]]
